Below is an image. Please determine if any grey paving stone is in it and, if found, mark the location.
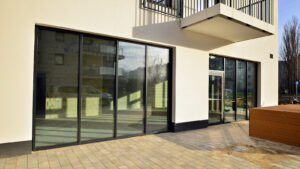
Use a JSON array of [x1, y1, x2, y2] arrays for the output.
[[1, 121, 300, 169]]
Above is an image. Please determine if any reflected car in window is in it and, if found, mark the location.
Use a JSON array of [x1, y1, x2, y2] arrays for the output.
[[52, 85, 113, 104]]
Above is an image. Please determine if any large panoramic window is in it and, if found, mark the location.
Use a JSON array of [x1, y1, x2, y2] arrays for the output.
[[34, 26, 171, 149]]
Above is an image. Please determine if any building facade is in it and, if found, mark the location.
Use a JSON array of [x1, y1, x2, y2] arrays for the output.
[[0, 0, 278, 156]]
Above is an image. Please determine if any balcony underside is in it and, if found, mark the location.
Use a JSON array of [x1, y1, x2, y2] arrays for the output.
[[181, 4, 275, 43]]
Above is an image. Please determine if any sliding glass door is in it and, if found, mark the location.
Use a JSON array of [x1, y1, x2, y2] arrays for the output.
[[34, 26, 171, 149]]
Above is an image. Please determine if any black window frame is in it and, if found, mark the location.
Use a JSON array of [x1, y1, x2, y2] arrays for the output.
[[32, 25, 173, 151], [209, 54, 258, 124]]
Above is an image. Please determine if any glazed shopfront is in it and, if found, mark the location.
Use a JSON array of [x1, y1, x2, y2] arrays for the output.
[[209, 55, 257, 124], [33, 27, 172, 150]]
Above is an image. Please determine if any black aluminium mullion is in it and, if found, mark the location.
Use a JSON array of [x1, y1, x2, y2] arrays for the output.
[[223, 58, 226, 123], [32, 27, 39, 150], [144, 46, 148, 134], [235, 60, 237, 121], [246, 62, 248, 120], [167, 48, 173, 131], [255, 63, 258, 108], [32, 26, 173, 150], [114, 41, 119, 138], [77, 34, 83, 144]]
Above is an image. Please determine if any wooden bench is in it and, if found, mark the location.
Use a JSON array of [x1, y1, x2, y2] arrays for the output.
[[250, 105, 300, 147]]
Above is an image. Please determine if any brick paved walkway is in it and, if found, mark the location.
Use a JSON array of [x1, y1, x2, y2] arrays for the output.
[[1, 121, 300, 169]]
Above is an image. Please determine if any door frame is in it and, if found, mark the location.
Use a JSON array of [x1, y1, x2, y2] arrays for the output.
[[209, 70, 225, 125]]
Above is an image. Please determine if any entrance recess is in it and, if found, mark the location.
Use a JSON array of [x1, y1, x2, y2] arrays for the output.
[[209, 71, 224, 124]]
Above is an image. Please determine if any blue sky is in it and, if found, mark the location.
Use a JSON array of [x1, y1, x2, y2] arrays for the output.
[[278, 0, 300, 48]]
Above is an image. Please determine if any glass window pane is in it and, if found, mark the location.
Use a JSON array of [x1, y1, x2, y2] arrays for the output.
[[117, 42, 145, 137], [209, 55, 224, 71], [146, 46, 169, 133], [209, 75, 223, 124], [224, 58, 236, 122], [247, 62, 257, 119], [236, 60, 247, 121], [35, 29, 79, 148], [80, 36, 116, 141]]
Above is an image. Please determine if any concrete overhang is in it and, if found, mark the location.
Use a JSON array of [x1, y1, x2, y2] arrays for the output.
[[181, 3, 275, 43]]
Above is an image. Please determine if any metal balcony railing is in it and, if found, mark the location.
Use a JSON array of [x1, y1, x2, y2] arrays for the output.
[[141, 0, 274, 24]]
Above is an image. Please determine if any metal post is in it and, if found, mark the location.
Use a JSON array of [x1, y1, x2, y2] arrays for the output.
[[296, 54, 299, 98], [179, 0, 184, 18], [114, 41, 119, 138], [249, 0, 251, 15], [77, 34, 83, 144], [144, 46, 148, 134]]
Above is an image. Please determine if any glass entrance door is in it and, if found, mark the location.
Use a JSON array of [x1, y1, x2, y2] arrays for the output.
[[209, 72, 224, 124]]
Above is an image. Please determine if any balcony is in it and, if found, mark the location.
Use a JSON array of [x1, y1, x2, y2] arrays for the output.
[[141, 0, 275, 42]]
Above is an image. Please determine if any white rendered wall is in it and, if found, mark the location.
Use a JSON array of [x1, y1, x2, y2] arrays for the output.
[[0, 0, 278, 143]]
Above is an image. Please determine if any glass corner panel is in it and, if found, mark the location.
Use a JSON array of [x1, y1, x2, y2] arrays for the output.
[[146, 46, 169, 133], [35, 29, 79, 148]]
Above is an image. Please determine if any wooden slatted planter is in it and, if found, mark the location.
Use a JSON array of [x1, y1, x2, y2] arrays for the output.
[[250, 105, 300, 147]]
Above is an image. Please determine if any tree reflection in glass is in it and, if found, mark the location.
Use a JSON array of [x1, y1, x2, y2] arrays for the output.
[[236, 60, 247, 121], [146, 46, 169, 133], [224, 58, 236, 122], [117, 42, 145, 137]]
